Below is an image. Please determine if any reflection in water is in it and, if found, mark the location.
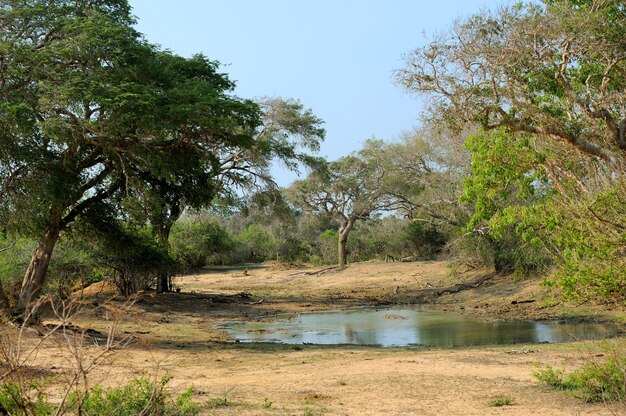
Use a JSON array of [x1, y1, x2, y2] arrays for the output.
[[220, 308, 619, 347]]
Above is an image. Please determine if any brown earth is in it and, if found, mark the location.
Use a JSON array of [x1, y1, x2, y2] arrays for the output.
[[7, 260, 626, 415]]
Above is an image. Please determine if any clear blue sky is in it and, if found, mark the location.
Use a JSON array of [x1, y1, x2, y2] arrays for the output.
[[129, 0, 508, 185]]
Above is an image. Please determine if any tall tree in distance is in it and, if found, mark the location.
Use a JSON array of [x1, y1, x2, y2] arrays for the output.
[[289, 140, 399, 270], [147, 96, 325, 292]]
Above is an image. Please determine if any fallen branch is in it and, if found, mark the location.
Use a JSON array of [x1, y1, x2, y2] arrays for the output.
[[511, 299, 535, 305], [288, 266, 338, 277], [436, 273, 497, 296]]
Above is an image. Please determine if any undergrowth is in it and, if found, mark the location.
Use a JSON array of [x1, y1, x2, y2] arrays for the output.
[[533, 349, 626, 404], [0, 376, 201, 416]]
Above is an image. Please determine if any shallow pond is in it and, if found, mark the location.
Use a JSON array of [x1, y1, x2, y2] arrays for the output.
[[219, 307, 619, 347]]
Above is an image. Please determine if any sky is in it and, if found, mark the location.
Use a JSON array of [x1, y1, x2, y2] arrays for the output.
[[129, 0, 508, 185]]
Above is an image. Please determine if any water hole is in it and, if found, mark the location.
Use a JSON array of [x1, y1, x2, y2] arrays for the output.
[[218, 307, 620, 347]]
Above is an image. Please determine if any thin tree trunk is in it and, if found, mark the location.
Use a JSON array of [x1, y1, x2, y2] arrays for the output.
[[338, 234, 348, 270], [156, 225, 172, 294], [17, 226, 61, 313], [337, 219, 354, 271], [156, 202, 182, 294]]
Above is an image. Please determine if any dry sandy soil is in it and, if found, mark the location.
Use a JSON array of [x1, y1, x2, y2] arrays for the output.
[[6, 261, 626, 415]]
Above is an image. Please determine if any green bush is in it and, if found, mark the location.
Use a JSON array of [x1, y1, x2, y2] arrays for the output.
[[0, 377, 200, 415], [170, 220, 234, 268], [0, 381, 53, 416], [534, 352, 626, 403], [403, 221, 446, 259]]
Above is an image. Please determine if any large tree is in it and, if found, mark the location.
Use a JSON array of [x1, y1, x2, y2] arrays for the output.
[[396, 0, 626, 169], [396, 0, 626, 298], [0, 0, 260, 313]]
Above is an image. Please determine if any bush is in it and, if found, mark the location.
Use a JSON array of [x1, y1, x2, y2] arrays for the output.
[[534, 351, 626, 403], [403, 221, 447, 259], [0, 381, 53, 416], [0, 377, 200, 415], [170, 220, 234, 268]]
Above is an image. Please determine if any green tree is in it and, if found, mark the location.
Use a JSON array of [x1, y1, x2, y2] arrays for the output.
[[148, 96, 325, 292], [396, 0, 626, 298], [289, 140, 399, 270], [0, 0, 259, 313]]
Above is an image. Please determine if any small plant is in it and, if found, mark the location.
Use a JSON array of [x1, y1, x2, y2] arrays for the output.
[[488, 395, 515, 407], [338, 379, 347, 386], [262, 397, 273, 409], [534, 351, 626, 403], [533, 365, 569, 390], [176, 387, 202, 416], [206, 396, 231, 408], [0, 381, 53, 415]]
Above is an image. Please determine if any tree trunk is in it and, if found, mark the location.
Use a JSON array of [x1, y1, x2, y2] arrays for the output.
[[337, 219, 355, 270], [17, 225, 61, 313], [0, 280, 9, 314], [156, 225, 172, 294], [338, 234, 348, 270]]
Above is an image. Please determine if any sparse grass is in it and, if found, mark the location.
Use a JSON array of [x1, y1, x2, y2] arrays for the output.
[[302, 405, 326, 415], [205, 389, 250, 410], [488, 395, 515, 407], [169, 324, 200, 337], [206, 396, 232, 408]]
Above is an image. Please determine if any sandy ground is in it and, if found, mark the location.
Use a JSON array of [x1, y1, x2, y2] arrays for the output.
[[5, 261, 626, 415]]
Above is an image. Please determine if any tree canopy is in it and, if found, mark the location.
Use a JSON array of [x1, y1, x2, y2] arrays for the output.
[[0, 0, 260, 312], [396, 0, 626, 168]]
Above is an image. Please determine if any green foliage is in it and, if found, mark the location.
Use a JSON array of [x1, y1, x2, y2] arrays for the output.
[[462, 129, 547, 232], [67, 212, 170, 296], [488, 395, 515, 407], [460, 130, 553, 274], [512, 189, 626, 301], [0, 237, 33, 287], [0, 376, 201, 416], [0, 381, 53, 416], [169, 220, 233, 268], [403, 222, 446, 259], [238, 224, 276, 262], [533, 365, 569, 390], [0, 0, 261, 308], [71, 377, 199, 415], [534, 351, 626, 403], [397, 0, 626, 304]]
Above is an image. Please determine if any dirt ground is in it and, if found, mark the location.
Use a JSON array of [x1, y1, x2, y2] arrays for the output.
[[10, 261, 626, 415]]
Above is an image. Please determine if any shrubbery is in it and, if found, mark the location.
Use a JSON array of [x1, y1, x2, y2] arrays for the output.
[[534, 350, 626, 404], [0, 376, 200, 415]]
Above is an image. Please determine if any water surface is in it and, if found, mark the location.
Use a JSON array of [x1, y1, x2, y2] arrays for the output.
[[219, 308, 619, 347]]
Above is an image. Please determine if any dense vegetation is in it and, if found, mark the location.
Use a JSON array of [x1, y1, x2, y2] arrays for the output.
[[0, 0, 624, 319]]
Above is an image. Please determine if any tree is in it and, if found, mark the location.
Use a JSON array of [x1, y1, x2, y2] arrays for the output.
[[289, 140, 398, 270], [0, 0, 260, 313], [396, 0, 626, 297], [147, 96, 325, 292], [382, 125, 472, 228], [395, 0, 626, 169]]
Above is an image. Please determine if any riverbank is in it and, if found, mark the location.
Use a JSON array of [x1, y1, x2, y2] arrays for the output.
[[11, 261, 626, 415]]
